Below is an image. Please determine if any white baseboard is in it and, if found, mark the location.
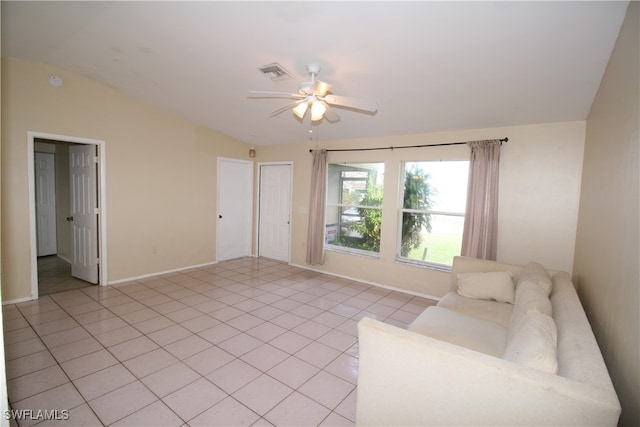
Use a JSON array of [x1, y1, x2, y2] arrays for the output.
[[2, 295, 38, 305], [3, 258, 438, 305], [108, 261, 218, 285], [289, 262, 441, 302], [57, 254, 71, 264]]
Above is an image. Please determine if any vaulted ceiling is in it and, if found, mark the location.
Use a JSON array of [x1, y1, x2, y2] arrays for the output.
[[1, 1, 629, 145]]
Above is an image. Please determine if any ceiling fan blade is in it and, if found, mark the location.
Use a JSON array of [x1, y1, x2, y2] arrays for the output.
[[323, 103, 341, 123], [311, 80, 332, 96], [322, 94, 377, 113], [248, 91, 303, 100], [269, 100, 305, 117]]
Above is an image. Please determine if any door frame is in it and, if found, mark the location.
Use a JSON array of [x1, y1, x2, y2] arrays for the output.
[[27, 131, 108, 299], [256, 161, 293, 262]]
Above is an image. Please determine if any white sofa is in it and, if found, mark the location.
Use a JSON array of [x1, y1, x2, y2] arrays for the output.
[[356, 256, 621, 426]]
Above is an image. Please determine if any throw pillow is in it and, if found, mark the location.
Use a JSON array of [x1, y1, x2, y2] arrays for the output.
[[517, 261, 552, 295], [456, 271, 515, 304], [503, 312, 558, 374]]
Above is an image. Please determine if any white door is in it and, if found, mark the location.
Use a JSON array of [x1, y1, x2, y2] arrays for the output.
[[218, 158, 253, 261], [258, 164, 292, 262], [35, 152, 58, 256], [69, 145, 98, 284]]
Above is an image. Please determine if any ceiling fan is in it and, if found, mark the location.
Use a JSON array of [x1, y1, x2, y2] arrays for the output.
[[248, 64, 378, 123]]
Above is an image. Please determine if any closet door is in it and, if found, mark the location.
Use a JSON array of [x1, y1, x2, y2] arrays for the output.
[[258, 163, 292, 262], [35, 152, 58, 256], [217, 157, 253, 261]]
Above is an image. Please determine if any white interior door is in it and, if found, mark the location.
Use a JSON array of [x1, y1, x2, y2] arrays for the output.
[[69, 144, 98, 284], [218, 158, 253, 261], [259, 164, 292, 262], [35, 152, 58, 256]]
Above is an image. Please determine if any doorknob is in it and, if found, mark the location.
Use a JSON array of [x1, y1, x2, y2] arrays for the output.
[[219, 215, 222, 219], [66, 216, 74, 222]]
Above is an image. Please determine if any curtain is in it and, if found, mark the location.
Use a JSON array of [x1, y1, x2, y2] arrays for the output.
[[461, 139, 501, 260], [307, 150, 328, 265]]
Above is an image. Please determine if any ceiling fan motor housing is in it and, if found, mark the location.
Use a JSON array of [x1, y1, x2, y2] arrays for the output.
[[306, 63, 321, 76]]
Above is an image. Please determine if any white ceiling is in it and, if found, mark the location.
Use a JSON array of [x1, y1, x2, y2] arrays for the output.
[[1, 1, 629, 146]]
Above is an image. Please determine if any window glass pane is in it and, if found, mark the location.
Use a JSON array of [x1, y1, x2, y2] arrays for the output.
[[326, 207, 382, 252], [327, 163, 384, 207], [403, 163, 437, 211], [325, 206, 359, 244], [401, 214, 464, 265], [404, 161, 468, 212]]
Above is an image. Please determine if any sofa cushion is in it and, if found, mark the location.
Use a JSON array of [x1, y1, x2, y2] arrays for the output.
[[508, 280, 553, 341], [517, 261, 552, 295], [438, 291, 513, 327], [456, 271, 515, 304], [503, 312, 558, 374], [408, 306, 507, 357]]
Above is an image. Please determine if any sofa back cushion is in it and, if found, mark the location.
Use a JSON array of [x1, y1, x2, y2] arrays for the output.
[[508, 280, 553, 341], [517, 261, 553, 294], [503, 312, 558, 374]]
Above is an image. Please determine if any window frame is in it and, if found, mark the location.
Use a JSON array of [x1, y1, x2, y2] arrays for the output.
[[396, 160, 469, 270], [325, 162, 385, 258]]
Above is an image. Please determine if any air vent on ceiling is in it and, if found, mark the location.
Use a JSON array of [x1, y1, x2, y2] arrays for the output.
[[258, 63, 293, 81]]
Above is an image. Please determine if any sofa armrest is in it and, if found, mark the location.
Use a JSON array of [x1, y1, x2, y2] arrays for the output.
[[356, 317, 621, 426]]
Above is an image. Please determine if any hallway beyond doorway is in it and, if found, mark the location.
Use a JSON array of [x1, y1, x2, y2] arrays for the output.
[[38, 255, 92, 296]]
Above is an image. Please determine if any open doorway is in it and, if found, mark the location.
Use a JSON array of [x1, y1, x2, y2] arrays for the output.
[[28, 132, 108, 299]]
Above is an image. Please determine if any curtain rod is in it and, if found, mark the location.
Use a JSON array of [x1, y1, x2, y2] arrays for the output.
[[309, 137, 508, 153]]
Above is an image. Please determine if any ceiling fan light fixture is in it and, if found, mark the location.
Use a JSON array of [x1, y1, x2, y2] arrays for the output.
[[311, 101, 326, 121], [293, 102, 308, 119]]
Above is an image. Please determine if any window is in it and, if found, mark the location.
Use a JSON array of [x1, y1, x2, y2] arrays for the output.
[[398, 161, 469, 267], [326, 163, 384, 255]]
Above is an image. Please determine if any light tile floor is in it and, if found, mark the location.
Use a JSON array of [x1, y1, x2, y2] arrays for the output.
[[3, 257, 436, 426]]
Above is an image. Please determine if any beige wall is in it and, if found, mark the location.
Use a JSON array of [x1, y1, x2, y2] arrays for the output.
[[574, 2, 639, 426], [1, 58, 251, 301], [2, 58, 587, 303], [257, 120, 586, 298]]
